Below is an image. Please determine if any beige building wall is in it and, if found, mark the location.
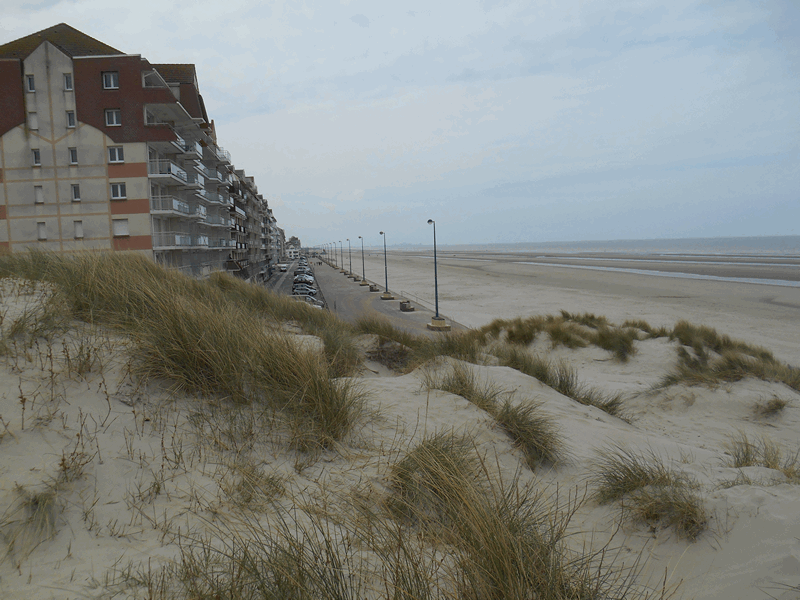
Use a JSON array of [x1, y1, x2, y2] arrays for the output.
[[0, 42, 153, 253]]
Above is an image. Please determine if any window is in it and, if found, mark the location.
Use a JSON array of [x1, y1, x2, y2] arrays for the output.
[[71, 184, 81, 202], [26, 75, 35, 92], [34, 186, 44, 204], [37, 222, 47, 240], [28, 112, 38, 130], [112, 218, 129, 237], [73, 221, 83, 239], [110, 182, 127, 199], [68, 147, 78, 165], [66, 111, 76, 128], [64, 73, 73, 91], [104, 109, 121, 126], [108, 146, 124, 163], [32, 149, 41, 166], [102, 71, 119, 89]]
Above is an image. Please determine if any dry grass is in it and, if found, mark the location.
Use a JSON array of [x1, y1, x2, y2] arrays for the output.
[[489, 344, 624, 416], [723, 431, 799, 482], [494, 399, 563, 467], [752, 395, 789, 418], [387, 431, 481, 525], [477, 311, 645, 362], [0, 251, 367, 451], [658, 321, 800, 392], [591, 446, 707, 540], [423, 361, 505, 413], [424, 362, 564, 468]]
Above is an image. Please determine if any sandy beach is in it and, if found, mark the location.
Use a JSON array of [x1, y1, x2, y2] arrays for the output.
[[357, 249, 800, 364], [1, 252, 799, 599]]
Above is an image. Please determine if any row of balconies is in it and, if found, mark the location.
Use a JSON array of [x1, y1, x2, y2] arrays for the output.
[[152, 231, 237, 250], [150, 196, 233, 228]]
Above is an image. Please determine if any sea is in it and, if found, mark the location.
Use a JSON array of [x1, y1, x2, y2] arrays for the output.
[[415, 235, 800, 257]]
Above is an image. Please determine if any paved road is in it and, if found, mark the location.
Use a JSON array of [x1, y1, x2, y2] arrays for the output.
[[296, 258, 465, 336]]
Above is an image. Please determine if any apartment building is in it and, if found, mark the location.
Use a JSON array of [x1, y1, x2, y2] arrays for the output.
[[0, 24, 278, 280]]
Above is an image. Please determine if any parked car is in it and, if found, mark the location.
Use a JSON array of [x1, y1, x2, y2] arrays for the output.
[[294, 276, 315, 285], [292, 287, 317, 296]]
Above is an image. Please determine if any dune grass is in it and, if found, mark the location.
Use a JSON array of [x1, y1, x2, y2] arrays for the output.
[[659, 321, 800, 392], [591, 446, 707, 540], [489, 344, 625, 416], [752, 395, 789, 418], [387, 431, 481, 525], [0, 251, 366, 451], [424, 362, 564, 468], [423, 361, 506, 412], [385, 433, 648, 599], [494, 398, 563, 467], [723, 431, 799, 482], [476, 311, 647, 362]]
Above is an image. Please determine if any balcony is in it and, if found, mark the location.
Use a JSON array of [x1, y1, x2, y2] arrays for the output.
[[184, 171, 204, 190], [148, 160, 187, 184], [215, 146, 231, 164], [150, 195, 199, 218], [152, 231, 193, 249], [210, 238, 236, 249], [206, 214, 232, 228], [170, 132, 187, 154], [197, 165, 221, 182], [179, 139, 203, 159], [196, 189, 227, 205]]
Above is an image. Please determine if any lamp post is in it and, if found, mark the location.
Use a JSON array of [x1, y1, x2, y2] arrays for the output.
[[339, 240, 345, 273], [379, 231, 393, 299], [426, 219, 450, 331], [347, 238, 352, 277], [358, 235, 368, 285]]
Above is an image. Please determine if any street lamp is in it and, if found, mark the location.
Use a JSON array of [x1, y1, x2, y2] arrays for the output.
[[339, 240, 344, 273], [426, 219, 450, 331], [358, 235, 368, 285], [379, 231, 393, 299], [346, 238, 352, 277]]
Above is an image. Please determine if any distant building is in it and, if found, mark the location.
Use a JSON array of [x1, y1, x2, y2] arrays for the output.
[[0, 24, 278, 281], [285, 236, 301, 259]]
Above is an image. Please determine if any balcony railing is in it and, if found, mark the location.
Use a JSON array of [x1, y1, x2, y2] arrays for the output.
[[206, 214, 232, 227], [170, 131, 186, 152], [199, 189, 228, 205], [184, 171, 204, 188], [152, 231, 193, 248], [150, 195, 193, 216], [215, 146, 231, 163], [182, 140, 203, 158], [197, 165, 221, 181], [148, 160, 187, 182]]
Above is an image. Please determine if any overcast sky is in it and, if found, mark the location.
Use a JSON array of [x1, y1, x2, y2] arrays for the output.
[[3, 1, 799, 247]]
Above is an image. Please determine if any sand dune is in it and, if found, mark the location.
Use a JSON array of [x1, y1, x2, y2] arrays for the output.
[[0, 255, 798, 599]]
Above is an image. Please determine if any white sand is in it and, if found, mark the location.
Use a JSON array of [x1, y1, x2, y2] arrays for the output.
[[1, 258, 799, 599]]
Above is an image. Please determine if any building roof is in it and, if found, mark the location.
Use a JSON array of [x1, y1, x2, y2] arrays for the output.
[[0, 23, 122, 61], [152, 64, 197, 85]]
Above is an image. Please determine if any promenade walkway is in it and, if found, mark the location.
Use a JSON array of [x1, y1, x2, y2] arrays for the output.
[[312, 259, 466, 336]]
